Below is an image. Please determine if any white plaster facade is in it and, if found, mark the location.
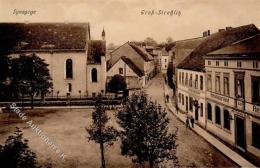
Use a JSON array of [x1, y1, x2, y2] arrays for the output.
[[205, 58, 260, 158], [107, 58, 144, 89], [177, 68, 206, 127]]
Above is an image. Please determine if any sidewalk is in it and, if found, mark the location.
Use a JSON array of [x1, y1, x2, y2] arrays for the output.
[[164, 85, 256, 167]]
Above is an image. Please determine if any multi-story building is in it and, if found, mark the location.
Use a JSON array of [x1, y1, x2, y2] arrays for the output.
[[176, 24, 260, 149], [204, 34, 260, 160], [177, 67, 206, 126]]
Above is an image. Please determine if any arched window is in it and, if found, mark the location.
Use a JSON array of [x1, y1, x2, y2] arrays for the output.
[[215, 106, 221, 125], [66, 59, 73, 79], [224, 110, 230, 130], [91, 68, 97, 82], [207, 103, 212, 120]]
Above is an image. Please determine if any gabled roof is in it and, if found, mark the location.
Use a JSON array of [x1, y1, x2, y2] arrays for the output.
[[128, 43, 153, 61], [107, 56, 144, 77], [108, 42, 153, 72], [207, 34, 260, 56], [162, 47, 169, 56], [0, 22, 90, 52], [121, 56, 144, 77], [177, 24, 260, 71], [87, 40, 106, 64]]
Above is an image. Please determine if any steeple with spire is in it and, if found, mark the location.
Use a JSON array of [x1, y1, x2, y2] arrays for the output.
[[102, 28, 105, 41]]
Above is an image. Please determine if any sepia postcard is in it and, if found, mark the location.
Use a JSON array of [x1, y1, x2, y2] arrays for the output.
[[0, 0, 259, 167]]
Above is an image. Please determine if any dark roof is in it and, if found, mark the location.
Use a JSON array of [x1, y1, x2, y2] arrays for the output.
[[177, 24, 260, 71], [121, 56, 144, 77], [87, 40, 106, 64], [0, 22, 90, 52], [207, 34, 260, 56], [128, 43, 153, 61], [107, 56, 144, 77], [162, 47, 169, 56], [108, 42, 153, 72], [165, 42, 176, 51]]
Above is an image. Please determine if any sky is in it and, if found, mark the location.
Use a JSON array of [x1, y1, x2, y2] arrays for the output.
[[0, 0, 259, 45]]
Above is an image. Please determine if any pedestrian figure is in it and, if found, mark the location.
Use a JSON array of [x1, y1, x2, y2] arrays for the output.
[[190, 116, 195, 128], [166, 94, 169, 103], [186, 116, 190, 129]]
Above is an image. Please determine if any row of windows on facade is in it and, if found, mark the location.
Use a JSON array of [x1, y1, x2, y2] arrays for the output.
[[207, 103, 231, 130], [207, 103, 260, 149], [178, 93, 204, 117], [65, 59, 98, 82], [178, 93, 260, 149], [207, 60, 259, 69], [207, 72, 260, 104], [178, 72, 204, 90]]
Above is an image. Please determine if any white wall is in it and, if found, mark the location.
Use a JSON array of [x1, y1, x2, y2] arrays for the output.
[[177, 68, 206, 127], [107, 58, 143, 89]]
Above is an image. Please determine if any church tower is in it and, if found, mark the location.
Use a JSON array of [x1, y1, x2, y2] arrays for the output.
[[101, 28, 105, 41]]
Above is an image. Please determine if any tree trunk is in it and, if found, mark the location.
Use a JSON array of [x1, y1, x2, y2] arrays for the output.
[[100, 142, 106, 168], [149, 160, 154, 168], [30, 95, 34, 109]]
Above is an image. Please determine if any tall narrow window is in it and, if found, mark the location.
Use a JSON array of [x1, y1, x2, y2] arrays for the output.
[[235, 72, 245, 98], [215, 106, 221, 125], [91, 68, 98, 82], [200, 75, 203, 90], [207, 103, 212, 120], [182, 72, 184, 85], [223, 73, 230, 96], [207, 73, 212, 91], [178, 93, 181, 103], [252, 76, 260, 104], [253, 61, 258, 69], [216, 61, 219, 66], [66, 59, 73, 79], [224, 60, 228, 66], [237, 61, 242, 67], [215, 73, 221, 93], [200, 103, 203, 117], [179, 72, 181, 85], [224, 109, 230, 130], [189, 74, 193, 87], [189, 97, 193, 112], [185, 73, 188, 86], [182, 94, 184, 105], [195, 74, 198, 89]]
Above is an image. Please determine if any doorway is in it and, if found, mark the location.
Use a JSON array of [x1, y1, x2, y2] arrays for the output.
[[195, 109, 199, 120], [235, 116, 246, 150]]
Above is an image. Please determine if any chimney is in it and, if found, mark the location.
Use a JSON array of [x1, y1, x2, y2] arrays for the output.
[[203, 31, 206, 37], [203, 30, 210, 37], [226, 27, 232, 30]]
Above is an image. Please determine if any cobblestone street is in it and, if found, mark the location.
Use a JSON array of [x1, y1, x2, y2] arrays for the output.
[[144, 74, 237, 167]]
